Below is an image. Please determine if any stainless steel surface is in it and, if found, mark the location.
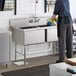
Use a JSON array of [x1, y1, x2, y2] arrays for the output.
[[0, 30, 12, 66], [49, 63, 73, 76], [9, 18, 57, 65]]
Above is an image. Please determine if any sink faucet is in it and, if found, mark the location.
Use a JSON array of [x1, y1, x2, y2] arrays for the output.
[[29, 13, 40, 23], [29, 0, 40, 23]]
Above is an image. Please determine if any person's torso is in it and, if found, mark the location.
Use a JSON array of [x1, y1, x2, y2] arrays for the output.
[[58, 0, 71, 17], [58, 16, 73, 25]]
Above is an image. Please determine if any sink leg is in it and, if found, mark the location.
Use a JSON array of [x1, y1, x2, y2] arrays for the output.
[[24, 45, 28, 65], [15, 43, 17, 61], [6, 64, 8, 68]]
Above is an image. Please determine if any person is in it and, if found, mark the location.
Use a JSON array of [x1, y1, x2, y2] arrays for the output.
[[52, 0, 73, 63]]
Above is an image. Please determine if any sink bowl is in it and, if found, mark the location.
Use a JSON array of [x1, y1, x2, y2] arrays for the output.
[[38, 25, 50, 27], [20, 26, 37, 29], [19, 25, 50, 29]]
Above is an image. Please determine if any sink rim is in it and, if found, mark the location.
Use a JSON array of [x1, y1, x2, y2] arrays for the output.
[[19, 25, 51, 29]]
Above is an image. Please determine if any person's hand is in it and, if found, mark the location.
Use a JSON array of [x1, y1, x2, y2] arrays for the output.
[[51, 14, 56, 20], [50, 14, 56, 23]]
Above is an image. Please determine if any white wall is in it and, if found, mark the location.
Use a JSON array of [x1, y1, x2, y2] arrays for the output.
[[17, 0, 53, 17], [69, 0, 76, 19]]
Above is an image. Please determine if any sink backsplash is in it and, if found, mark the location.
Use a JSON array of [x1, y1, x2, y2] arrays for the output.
[[9, 17, 51, 28]]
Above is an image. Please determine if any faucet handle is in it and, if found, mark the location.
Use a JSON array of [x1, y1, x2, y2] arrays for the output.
[[37, 19, 40, 22], [29, 13, 34, 18], [35, 18, 40, 22], [29, 19, 33, 23]]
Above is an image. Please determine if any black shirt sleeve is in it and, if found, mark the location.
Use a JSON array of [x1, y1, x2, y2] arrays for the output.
[[53, 0, 61, 15]]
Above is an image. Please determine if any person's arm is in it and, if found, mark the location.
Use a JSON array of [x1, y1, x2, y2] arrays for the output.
[[52, 0, 61, 19], [53, 0, 61, 15]]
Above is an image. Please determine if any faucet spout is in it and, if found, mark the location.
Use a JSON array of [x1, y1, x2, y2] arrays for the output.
[[29, 0, 39, 23]]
